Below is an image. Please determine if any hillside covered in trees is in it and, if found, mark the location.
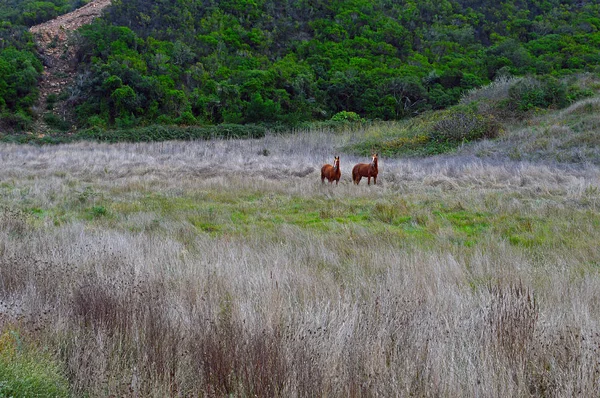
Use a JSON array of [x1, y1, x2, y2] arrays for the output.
[[1, 0, 600, 133]]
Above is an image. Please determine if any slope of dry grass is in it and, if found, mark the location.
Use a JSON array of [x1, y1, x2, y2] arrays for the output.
[[1, 124, 600, 396]]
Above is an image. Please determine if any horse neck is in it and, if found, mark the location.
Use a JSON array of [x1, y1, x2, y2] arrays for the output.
[[371, 159, 378, 171]]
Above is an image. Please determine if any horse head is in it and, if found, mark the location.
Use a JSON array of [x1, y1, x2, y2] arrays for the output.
[[371, 153, 378, 169]]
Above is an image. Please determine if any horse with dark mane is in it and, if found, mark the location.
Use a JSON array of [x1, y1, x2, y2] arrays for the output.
[[352, 153, 378, 185], [321, 156, 341, 185]]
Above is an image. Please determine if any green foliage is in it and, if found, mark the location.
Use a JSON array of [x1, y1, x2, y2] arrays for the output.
[[89, 205, 108, 218], [175, 111, 198, 126], [461, 74, 598, 124], [348, 103, 503, 157], [0, 123, 265, 146], [331, 111, 363, 122], [0, 23, 42, 133], [428, 106, 502, 144], [0, 0, 74, 27], [0, 329, 70, 397], [64, 0, 600, 130], [43, 113, 71, 131], [3, 0, 600, 133], [0, 111, 33, 132], [76, 124, 266, 143], [86, 115, 107, 128], [46, 93, 58, 110], [0, 46, 42, 120], [0, 133, 74, 145], [508, 77, 563, 111]]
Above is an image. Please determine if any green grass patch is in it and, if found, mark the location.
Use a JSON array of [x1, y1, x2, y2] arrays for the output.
[[437, 210, 491, 236], [88, 205, 108, 219], [26, 207, 46, 218], [95, 190, 435, 241], [11, 183, 600, 256], [0, 329, 70, 397]]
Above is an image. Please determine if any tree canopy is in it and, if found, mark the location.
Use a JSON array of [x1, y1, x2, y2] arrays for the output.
[[2, 0, 600, 132]]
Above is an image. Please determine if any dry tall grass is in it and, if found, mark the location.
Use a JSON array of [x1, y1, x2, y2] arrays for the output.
[[1, 131, 600, 396]]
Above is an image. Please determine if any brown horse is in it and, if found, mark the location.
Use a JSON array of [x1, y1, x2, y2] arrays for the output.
[[352, 153, 378, 185], [321, 156, 341, 185]]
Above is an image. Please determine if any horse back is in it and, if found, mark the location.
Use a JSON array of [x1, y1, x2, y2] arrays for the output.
[[354, 163, 371, 175]]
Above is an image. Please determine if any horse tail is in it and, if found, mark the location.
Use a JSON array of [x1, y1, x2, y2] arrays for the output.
[[352, 165, 358, 184]]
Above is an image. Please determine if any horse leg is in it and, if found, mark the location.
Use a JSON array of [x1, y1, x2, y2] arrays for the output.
[[367, 176, 371, 185], [373, 176, 377, 185]]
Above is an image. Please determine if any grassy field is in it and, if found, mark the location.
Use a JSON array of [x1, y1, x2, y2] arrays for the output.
[[1, 111, 600, 396]]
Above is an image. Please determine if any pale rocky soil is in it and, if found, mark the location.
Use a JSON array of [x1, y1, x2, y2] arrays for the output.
[[29, 0, 111, 134]]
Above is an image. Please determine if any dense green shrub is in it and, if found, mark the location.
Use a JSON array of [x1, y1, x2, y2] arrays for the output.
[[347, 103, 504, 157], [76, 124, 267, 143], [0, 134, 74, 145], [429, 106, 502, 144], [461, 75, 597, 121], [331, 111, 363, 122], [43, 113, 71, 131], [0, 46, 42, 118], [0, 111, 33, 132], [46, 93, 58, 110], [0, 0, 75, 27], [0, 124, 267, 145], [508, 77, 569, 111]]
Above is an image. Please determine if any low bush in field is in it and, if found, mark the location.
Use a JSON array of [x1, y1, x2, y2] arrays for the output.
[[348, 105, 502, 157], [506, 76, 593, 112], [460, 76, 521, 105], [461, 74, 597, 120], [330, 111, 363, 122], [428, 106, 502, 144]]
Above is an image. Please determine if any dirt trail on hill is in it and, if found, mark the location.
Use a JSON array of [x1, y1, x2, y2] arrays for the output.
[[29, 0, 112, 134]]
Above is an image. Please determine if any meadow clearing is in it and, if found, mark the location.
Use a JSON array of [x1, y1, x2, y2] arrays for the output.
[[1, 119, 600, 396]]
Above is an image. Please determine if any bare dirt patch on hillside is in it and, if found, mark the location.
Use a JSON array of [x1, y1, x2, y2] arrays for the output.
[[28, 0, 111, 134]]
